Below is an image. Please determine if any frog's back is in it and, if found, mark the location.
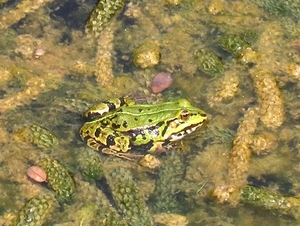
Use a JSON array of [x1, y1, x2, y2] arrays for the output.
[[110, 99, 200, 130], [121, 99, 191, 114]]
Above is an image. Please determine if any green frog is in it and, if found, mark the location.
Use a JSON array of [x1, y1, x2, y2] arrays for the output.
[[80, 97, 207, 160]]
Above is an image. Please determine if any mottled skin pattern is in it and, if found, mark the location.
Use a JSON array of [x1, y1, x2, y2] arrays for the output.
[[80, 98, 207, 159]]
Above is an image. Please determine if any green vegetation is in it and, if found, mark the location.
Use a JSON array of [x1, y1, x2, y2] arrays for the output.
[[38, 157, 76, 204], [14, 194, 55, 226], [194, 48, 224, 76]]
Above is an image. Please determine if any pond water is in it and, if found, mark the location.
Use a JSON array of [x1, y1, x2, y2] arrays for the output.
[[0, 0, 300, 225]]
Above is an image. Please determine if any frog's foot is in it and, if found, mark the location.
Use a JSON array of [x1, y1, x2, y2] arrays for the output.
[[102, 148, 144, 161], [149, 142, 167, 153]]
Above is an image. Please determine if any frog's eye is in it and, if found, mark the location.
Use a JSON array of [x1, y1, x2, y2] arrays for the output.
[[180, 110, 190, 121]]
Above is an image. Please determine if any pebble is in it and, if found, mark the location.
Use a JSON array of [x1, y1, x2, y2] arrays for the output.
[[27, 166, 47, 182], [34, 48, 45, 59], [151, 72, 173, 93]]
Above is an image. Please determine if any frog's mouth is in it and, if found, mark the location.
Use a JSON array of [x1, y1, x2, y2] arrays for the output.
[[169, 122, 205, 142]]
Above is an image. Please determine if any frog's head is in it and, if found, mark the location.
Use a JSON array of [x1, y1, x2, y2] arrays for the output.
[[163, 99, 207, 141]]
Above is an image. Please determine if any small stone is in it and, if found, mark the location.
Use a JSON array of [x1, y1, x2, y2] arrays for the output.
[[133, 41, 161, 68], [151, 72, 173, 93], [27, 166, 47, 182], [34, 48, 45, 59], [138, 154, 161, 169]]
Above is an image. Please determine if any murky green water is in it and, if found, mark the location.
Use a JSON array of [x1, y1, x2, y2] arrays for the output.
[[1, 0, 300, 225]]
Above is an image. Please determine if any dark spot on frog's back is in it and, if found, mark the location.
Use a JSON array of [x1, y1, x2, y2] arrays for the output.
[[119, 97, 127, 106], [112, 123, 121, 129], [138, 108, 143, 112], [122, 121, 128, 128], [156, 121, 164, 127], [134, 117, 138, 121], [104, 101, 116, 111], [95, 128, 101, 138], [201, 113, 207, 118], [148, 119, 153, 123], [107, 135, 115, 146]]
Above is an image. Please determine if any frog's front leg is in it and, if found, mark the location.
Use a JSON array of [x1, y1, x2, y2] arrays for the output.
[[148, 141, 167, 152]]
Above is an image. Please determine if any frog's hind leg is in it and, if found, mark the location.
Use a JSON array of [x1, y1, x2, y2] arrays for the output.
[[82, 97, 135, 120], [103, 133, 144, 161], [102, 148, 144, 161]]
